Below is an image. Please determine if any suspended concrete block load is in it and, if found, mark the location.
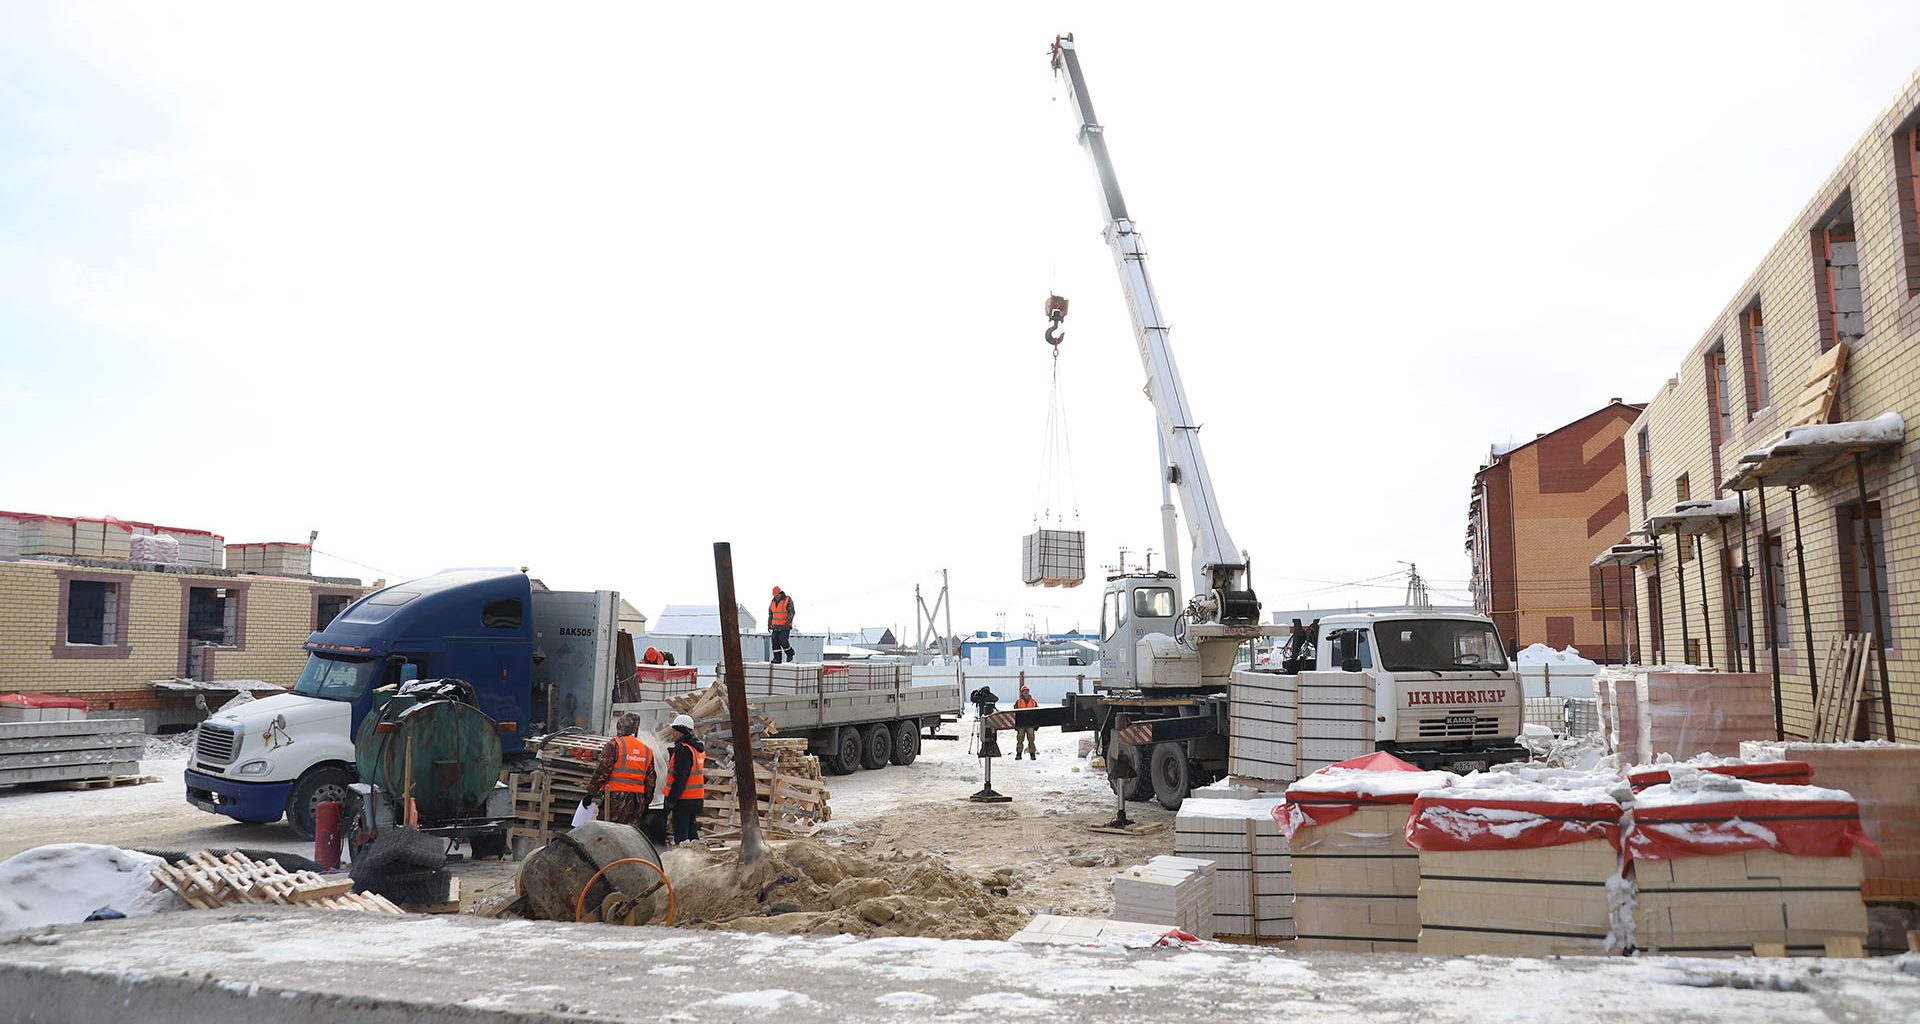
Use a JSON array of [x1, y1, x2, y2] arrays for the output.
[[1022, 529, 1086, 587]]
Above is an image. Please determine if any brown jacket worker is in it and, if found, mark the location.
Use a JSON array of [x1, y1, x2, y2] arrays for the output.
[[1013, 683, 1039, 759], [664, 714, 707, 844], [581, 712, 655, 827], [768, 586, 797, 664]]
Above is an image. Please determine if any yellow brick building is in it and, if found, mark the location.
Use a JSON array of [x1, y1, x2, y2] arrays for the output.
[[0, 559, 366, 731], [1624, 70, 1920, 741]]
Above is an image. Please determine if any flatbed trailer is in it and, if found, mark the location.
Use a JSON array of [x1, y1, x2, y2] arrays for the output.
[[620, 678, 962, 775]]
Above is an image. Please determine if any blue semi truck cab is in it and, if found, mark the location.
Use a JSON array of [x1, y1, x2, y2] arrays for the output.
[[184, 569, 622, 838]]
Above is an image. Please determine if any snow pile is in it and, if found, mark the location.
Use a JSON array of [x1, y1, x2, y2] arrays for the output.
[[1778, 411, 1904, 448], [1515, 644, 1596, 667], [0, 844, 180, 931]]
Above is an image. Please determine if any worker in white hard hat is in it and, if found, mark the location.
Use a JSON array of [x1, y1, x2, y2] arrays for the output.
[[663, 713, 707, 845]]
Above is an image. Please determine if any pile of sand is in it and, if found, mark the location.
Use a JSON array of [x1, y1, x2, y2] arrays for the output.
[[664, 840, 1028, 940]]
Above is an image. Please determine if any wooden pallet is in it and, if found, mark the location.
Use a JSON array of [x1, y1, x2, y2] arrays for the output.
[[43, 773, 160, 790], [150, 851, 373, 911], [1811, 634, 1872, 742]]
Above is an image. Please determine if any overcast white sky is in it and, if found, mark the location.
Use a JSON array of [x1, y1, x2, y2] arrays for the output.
[[4, 3, 1919, 639]]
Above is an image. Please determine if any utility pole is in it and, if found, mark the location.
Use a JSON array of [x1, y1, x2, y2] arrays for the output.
[[712, 542, 763, 867]]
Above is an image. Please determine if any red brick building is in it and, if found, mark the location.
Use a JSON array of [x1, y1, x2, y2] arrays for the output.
[[1468, 401, 1647, 661]]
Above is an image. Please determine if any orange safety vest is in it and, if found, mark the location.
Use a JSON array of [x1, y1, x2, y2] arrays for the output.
[[1015, 695, 1038, 709], [642, 648, 666, 665], [677, 743, 706, 800], [769, 593, 795, 629], [606, 736, 654, 793]]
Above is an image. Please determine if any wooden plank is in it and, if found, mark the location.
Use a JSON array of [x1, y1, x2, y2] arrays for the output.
[[286, 878, 355, 903], [1752, 943, 1787, 958], [1823, 936, 1864, 958]]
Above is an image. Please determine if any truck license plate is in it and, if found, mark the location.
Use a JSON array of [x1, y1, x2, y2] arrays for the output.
[[1449, 759, 1488, 773]]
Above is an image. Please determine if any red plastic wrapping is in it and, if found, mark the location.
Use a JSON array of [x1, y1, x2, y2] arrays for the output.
[[1275, 752, 1448, 838], [1406, 796, 1624, 852], [0, 692, 90, 711], [1627, 797, 1882, 861], [1626, 760, 1812, 791]]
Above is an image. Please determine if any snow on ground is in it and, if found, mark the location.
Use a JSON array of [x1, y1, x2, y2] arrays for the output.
[[0, 843, 178, 929]]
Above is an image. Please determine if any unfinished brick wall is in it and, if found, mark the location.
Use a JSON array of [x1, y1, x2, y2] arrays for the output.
[[1623, 70, 1920, 740]]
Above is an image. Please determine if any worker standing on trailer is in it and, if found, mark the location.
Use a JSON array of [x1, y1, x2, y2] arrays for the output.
[[769, 586, 797, 664], [1013, 683, 1040, 760], [581, 712, 656, 828], [663, 713, 707, 844]]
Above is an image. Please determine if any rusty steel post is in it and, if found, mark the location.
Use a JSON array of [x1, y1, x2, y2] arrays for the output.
[[1674, 530, 1692, 664], [1756, 484, 1783, 739], [1695, 533, 1715, 670], [1735, 494, 1758, 674], [713, 542, 764, 866], [1789, 489, 1818, 707], [1853, 453, 1896, 741]]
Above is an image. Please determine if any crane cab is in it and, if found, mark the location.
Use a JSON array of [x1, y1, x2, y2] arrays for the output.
[[1096, 572, 1181, 689]]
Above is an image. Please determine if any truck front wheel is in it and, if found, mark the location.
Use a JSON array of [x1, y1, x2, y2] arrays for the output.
[[287, 764, 354, 841], [1150, 742, 1190, 811]]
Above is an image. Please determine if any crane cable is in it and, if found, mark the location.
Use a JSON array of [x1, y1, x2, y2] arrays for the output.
[[1035, 296, 1080, 528]]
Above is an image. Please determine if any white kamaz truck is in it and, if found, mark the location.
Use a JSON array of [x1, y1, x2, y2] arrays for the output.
[[995, 37, 1525, 809]]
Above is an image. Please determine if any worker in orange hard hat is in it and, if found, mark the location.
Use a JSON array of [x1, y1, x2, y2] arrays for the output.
[[768, 586, 797, 664], [642, 646, 674, 666], [1013, 683, 1039, 759]]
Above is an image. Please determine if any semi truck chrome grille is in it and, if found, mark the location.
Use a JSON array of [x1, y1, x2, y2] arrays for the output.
[[196, 723, 238, 765]]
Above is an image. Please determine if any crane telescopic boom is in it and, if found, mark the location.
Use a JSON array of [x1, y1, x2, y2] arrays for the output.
[[1050, 34, 1257, 625]]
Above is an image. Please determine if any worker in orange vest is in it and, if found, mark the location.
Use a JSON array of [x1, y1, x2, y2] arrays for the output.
[[581, 712, 655, 828], [642, 646, 675, 667], [1013, 683, 1040, 760], [768, 586, 797, 664], [663, 713, 707, 844]]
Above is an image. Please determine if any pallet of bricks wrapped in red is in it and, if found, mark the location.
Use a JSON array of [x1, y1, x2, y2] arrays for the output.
[[1276, 752, 1454, 952], [1741, 741, 1920, 898]]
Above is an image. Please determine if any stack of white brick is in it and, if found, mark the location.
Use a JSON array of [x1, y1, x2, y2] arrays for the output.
[[1298, 671, 1375, 775], [0, 513, 17, 561], [1110, 855, 1217, 938], [1173, 795, 1294, 940], [766, 663, 821, 695], [844, 663, 910, 690], [1228, 669, 1298, 782]]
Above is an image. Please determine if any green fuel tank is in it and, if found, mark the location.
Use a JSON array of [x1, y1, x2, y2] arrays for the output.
[[354, 681, 504, 823]]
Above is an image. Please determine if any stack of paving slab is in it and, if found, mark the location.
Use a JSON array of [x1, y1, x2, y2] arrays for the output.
[[1741, 740, 1920, 881], [1009, 914, 1175, 946], [843, 663, 910, 690], [1296, 671, 1375, 775], [1408, 767, 1628, 956], [1110, 855, 1216, 938], [1629, 772, 1872, 956], [1282, 758, 1453, 952], [1227, 669, 1297, 782], [1599, 668, 1772, 764], [720, 662, 823, 696], [1173, 792, 1294, 940], [225, 542, 312, 576], [0, 718, 145, 787]]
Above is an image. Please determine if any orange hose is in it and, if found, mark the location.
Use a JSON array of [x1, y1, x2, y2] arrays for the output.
[[573, 857, 675, 927]]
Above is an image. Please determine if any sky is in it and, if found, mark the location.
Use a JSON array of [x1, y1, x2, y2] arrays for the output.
[[4, 3, 1920, 641]]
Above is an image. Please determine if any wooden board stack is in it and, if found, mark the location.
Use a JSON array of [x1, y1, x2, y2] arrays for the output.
[[507, 731, 607, 846], [0, 718, 144, 787], [1630, 775, 1871, 956], [1741, 741, 1920, 881], [151, 850, 402, 914], [1407, 770, 1627, 956], [1173, 795, 1293, 941], [1228, 669, 1298, 783], [1296, 672, 1375, 775], [1110, 855, 1217, 939], [1283, 763, 1453, 953], [666, 682, 830, 838]]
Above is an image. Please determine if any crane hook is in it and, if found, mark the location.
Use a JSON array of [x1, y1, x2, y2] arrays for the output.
[[1044, 293, 1069, 347]]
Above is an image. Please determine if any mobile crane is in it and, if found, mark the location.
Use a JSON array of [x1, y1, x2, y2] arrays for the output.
[[995, 36, 1526, 809]]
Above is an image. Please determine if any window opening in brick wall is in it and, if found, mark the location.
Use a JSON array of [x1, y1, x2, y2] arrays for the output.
[[1895, 127, 1920, 296], [1722, 549, 1750, 665], [1739, 302, 1770, 418], [1705, 343, 1729, 493], [1638, 427, 1654, 508], [316, 594, 352, 631], [188, 586, 237, 645], [1764, 531, 1789, 648], [66, 580, 119, 646], [1675, 473, 1690, 503], [1838, 501, 1890, 646], [1815, 200, 1864, 350]]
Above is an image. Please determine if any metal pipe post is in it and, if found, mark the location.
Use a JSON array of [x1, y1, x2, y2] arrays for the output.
[[713, 542, 764, 866], [1736, 494, 1758, 674], [1675, 530, 1692, 664], [1695, 534, 1715, 669], [1600, 564, 1612, 666], [1756, 485, 1783, 738], [1788, 489, 1818, 705], [1853, 453, 1896, 741]]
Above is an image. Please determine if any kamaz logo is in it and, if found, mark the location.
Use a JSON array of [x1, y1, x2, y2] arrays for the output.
[[557, 627, 595, 637]]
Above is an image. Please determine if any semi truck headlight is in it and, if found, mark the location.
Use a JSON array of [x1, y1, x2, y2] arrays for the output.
[[236, 759, 273, 776]]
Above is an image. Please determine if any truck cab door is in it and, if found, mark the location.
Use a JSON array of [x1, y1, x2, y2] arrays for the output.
[[1098, 586, 1130, 687]]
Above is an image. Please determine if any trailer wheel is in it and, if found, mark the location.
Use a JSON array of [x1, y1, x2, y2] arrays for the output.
[[861, 722, 893, 770], [1150, 742, 1190, 811], [827, 727, 863, 775], [891, 719, 920, 765]]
